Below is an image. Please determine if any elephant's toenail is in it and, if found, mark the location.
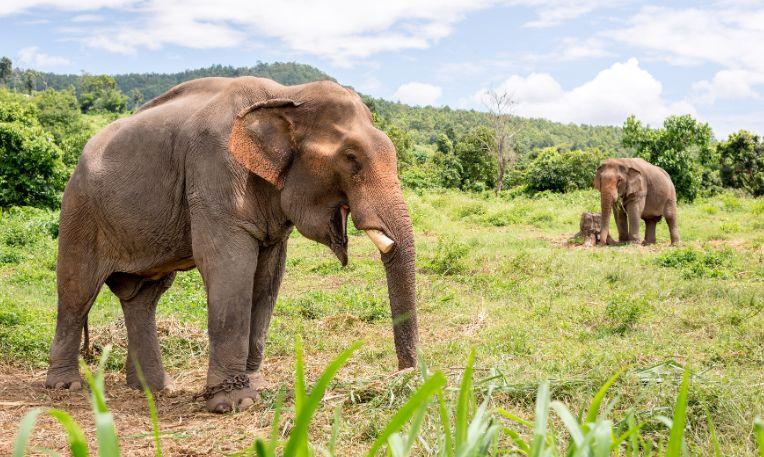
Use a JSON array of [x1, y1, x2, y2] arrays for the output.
[[215, 403, 231, 413], [69, 381, 82, 390], [238, 397, 254, 411], [55, 382, 65, 389]]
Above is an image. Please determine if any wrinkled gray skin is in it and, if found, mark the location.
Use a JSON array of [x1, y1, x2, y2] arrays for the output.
[[593, 158, 680, 245], [46, 77, 419, 413]]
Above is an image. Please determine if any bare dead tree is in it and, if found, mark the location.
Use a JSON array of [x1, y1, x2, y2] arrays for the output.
[[480, 88, 521, 193]]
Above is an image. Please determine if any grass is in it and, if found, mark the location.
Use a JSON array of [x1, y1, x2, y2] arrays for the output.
[[1, 188, 763, 454]]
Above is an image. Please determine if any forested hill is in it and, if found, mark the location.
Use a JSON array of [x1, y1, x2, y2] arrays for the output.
[[366, 97, 623, 154], [16, 61, 622, 153], [26, 62, 335, 103]]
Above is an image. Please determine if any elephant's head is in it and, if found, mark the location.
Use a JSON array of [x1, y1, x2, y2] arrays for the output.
[[593, 159, 644, 245], [227, 81, 417, 369]]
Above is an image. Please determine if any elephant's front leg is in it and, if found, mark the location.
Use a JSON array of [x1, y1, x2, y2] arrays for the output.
[[626, 199, 645, 243], [247, 240, 287, 386], [614, 204, 629, 243], [197, 233, 259, 413]]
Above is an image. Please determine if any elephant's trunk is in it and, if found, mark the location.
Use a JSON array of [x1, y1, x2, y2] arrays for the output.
[[599, 189, 615, 245], [381, 198, 418, 369], [356, 187, 418, 369]]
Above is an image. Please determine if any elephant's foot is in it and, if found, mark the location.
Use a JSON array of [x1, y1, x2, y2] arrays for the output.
[[196, 374, 256, 413], [45, 367, 83, 391], [247, 371, 270, 391], [126, 370, 172, 392]]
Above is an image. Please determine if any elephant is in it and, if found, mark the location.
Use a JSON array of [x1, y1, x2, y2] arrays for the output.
[[45, 77, 419, 413], [573, 212, 614, 247], [593, 158, 679, 245]]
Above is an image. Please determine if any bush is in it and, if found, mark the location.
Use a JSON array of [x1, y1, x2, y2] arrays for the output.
[[0, 113, 66, 210], [717, 130, 764, 197], [421, 236, 470, 275], [32, 88, 93, 167], [622, 114, 716, 201], [523, 147, 607, 193]]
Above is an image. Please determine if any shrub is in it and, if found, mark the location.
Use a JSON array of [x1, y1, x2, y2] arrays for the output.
[[623, 114, 716, 201], [605, 294, 649, 334], [422, 236, 470, 275], [524, 147, 608, 193], [717, 130, 764, 197], [0, 119, 66, 210]]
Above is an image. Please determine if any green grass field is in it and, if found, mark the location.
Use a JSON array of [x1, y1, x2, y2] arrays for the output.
[[1, 189, 763, 455]]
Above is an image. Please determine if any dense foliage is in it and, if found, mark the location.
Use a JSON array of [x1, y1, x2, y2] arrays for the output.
[[0, 90, 66, 210], [518, 147, 608, 194], [716, 130, 764, 197], [622, 115, 718, 201]]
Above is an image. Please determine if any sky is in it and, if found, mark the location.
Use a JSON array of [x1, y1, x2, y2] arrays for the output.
[[1, 0, 763, 138]]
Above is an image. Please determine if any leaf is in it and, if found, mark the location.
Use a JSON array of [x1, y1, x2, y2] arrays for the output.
[[704, 405, 721, 457], [529, 381, 550, 457], [666, 365, 691, 457], [48, 409, 89, 457], [284, 340, 362, 457], [366, 371, 447, 457], [497, 408, 533, 428], [586, 367, 625, 423], [130, 356, 162, 457], [437, 391, 454, 457], [454, 349, 475, 449], [12, 408, 42, 457], [550, 401, 583, 447], [754, 417, 764, 457], [94, 412, 120, 457]]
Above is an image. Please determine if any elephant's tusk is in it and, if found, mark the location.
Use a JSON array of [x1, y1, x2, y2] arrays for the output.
[[365, 229, 395, 253]]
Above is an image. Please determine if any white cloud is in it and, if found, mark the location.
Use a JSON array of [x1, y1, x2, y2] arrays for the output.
[[393, 82, 443, 106], [477, 58, 695, 126], [608, 5, 764, 72], [2, 0, 500, 65], [508, 0, 622, 28], [692, 70, 763, 104], [17, 46, 71, 69]]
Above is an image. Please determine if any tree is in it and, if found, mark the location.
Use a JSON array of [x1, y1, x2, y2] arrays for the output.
[[32, 88, 93, 167], [524, 148, 608, 193], [0, 91, 66, 210], [453, 126, 497, 191], [128, 88, 144, 110], [22, 70, 40, 94], [717, 130, 764, 196], [79, 74, 127, 113], [0, 57, 11, 86], [384, 124, 413, 170], [480, 88, 521, 193], [622, 114, 715, 201]]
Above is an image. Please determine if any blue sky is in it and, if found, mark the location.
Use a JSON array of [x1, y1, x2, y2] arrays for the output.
[[2, 1, 762, 137]]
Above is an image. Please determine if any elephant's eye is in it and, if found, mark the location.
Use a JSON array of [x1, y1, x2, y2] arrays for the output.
[[344, 151, 361, 174]]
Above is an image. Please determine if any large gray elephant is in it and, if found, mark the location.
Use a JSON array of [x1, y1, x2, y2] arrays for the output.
[[45, 77, 418, 413], [593, 158, 680, 245]]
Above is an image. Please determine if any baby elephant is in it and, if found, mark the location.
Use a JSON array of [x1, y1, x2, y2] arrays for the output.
[[593, 158, 679, 245], [575, 212, 615, 246]]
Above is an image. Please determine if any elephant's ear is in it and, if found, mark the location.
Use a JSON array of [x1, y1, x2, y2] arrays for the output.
[[593, 164, 604, 190], [625, 167, 644, 197], [228, 98, 303, 189]]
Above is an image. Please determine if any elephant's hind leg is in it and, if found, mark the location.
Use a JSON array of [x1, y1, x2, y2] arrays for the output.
[[47, 237, 109, 390], [106, 272, 175, 391], [643, 216, 661, 245], [664, 201, 680, 245]]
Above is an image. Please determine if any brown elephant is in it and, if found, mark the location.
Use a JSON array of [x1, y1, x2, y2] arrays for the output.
[[593, 158, 679, 245], [45, 77, 418, 413]]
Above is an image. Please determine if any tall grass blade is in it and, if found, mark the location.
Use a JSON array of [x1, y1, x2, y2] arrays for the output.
[[529, 381, 550, 457], [585, 367, 624, 423], [283, 340, 362, 457], [454, 349, 475, 449], [12, 408, 42, 457], [550, 401, 583, 447], [437, 390, 454, 457], [81, 345, 121, 457], [293, 336, 307, 457], [130, 356, 162, 457], [329, 404, 342, 457], [270, 388, 286, 451], [49, 409, 89, 457], [496, 408, 533, 428], [366, 371, 447, 457], [704, 405, 721, 457], [666, 364, 691, 457], [754, 417, 764, 457]]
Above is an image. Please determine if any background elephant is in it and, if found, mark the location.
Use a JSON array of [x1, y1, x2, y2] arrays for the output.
[[45, 77, 419, 413], [593, 158, 679, 245]]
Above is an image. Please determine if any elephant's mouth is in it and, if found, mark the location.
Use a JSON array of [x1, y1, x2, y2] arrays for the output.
[[330, 204, 349, 266]]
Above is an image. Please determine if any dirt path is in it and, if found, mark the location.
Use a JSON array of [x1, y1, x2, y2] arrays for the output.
[[0, 367, 280, 456]]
